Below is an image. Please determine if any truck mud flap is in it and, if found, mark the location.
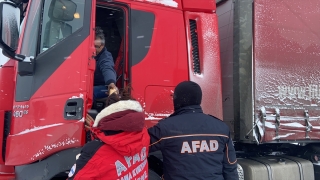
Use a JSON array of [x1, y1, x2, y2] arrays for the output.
[[238, 156, 314, 180]]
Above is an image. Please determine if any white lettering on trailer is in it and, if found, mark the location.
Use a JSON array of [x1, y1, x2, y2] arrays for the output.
[[278, 84, 320, 100]]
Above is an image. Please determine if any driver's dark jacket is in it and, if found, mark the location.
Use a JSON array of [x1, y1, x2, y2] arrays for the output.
[[94, 47, 116, 86], [148, 105, 238, 180]]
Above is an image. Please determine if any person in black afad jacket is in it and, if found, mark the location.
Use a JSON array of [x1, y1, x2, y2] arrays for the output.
[[93, 27, 117, 100], [148, 81, 238, 180]]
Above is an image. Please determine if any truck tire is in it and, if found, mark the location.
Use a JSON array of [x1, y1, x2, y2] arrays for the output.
[[149, 169, 161, 180]]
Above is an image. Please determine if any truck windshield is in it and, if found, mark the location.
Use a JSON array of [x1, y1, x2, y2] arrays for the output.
[[20, 0, 85, 56]]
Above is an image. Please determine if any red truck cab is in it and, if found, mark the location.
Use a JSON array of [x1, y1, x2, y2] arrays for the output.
[[0, 0, 221, 179]]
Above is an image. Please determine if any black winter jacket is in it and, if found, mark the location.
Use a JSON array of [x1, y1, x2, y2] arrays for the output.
[[148, 105, 238, 180], [94, 47, 116, 86]]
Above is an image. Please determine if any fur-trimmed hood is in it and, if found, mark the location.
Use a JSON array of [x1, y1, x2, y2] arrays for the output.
[[93, 100, 144, 132]]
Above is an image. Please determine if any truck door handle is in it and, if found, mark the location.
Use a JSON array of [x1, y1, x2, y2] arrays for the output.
[[64, 98, 84, 120]]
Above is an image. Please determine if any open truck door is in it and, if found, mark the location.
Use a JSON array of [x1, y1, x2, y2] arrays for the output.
[[0, 0, 96, 178]]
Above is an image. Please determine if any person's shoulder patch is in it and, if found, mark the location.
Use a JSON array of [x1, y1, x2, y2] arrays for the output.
[[68, 164, 76, 177]]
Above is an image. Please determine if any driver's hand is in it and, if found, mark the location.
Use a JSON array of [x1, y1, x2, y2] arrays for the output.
[[107, 83, 119, 95]]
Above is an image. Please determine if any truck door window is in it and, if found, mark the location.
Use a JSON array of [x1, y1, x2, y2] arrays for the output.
[[39, 0, 85, 53]]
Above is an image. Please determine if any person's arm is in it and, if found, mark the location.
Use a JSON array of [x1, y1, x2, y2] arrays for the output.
[[99, 51, 116, 86], [222, 133, 239, 180], [148, 122, 165, 153]]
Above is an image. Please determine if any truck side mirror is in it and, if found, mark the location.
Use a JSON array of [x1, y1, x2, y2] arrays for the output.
[[0, 2, 20, 58], [49, 0, 77, 22], [8, 0, 28, 5]]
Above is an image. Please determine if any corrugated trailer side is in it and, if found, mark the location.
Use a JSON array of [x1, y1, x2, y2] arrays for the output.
[[218, 0, 320, 143]]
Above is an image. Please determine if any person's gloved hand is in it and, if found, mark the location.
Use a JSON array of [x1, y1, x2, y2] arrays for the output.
[[85, 114, 94, 131], [107, 83, 119, 95]]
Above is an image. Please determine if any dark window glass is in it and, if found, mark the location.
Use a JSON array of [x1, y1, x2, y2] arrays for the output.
[[39, 0, 85, 53], [20, 0, 41, 57]]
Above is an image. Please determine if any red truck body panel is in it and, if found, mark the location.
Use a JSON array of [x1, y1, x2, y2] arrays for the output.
[[185, 11, 223, 119], [0, 65, 14, 111], [5, 0, 95, 165], [1, 0, 221, 167], [0, 60, 15, 165], [182, 0, 216, 12], [130, 1, 223, 122], [0, 60, 16, 175], [130, 2, 189, 126]]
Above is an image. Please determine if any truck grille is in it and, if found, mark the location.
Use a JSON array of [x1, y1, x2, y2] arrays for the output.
[[189, 19, 201, 74]]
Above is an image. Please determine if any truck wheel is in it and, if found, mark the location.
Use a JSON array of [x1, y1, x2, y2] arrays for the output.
[[149, 169, 161, 180]]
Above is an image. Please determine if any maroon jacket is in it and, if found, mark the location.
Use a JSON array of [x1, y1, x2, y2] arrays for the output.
[[68, 100, 150, 179]]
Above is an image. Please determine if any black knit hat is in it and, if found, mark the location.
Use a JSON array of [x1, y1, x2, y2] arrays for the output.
[[173, 81, 202, 111]]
